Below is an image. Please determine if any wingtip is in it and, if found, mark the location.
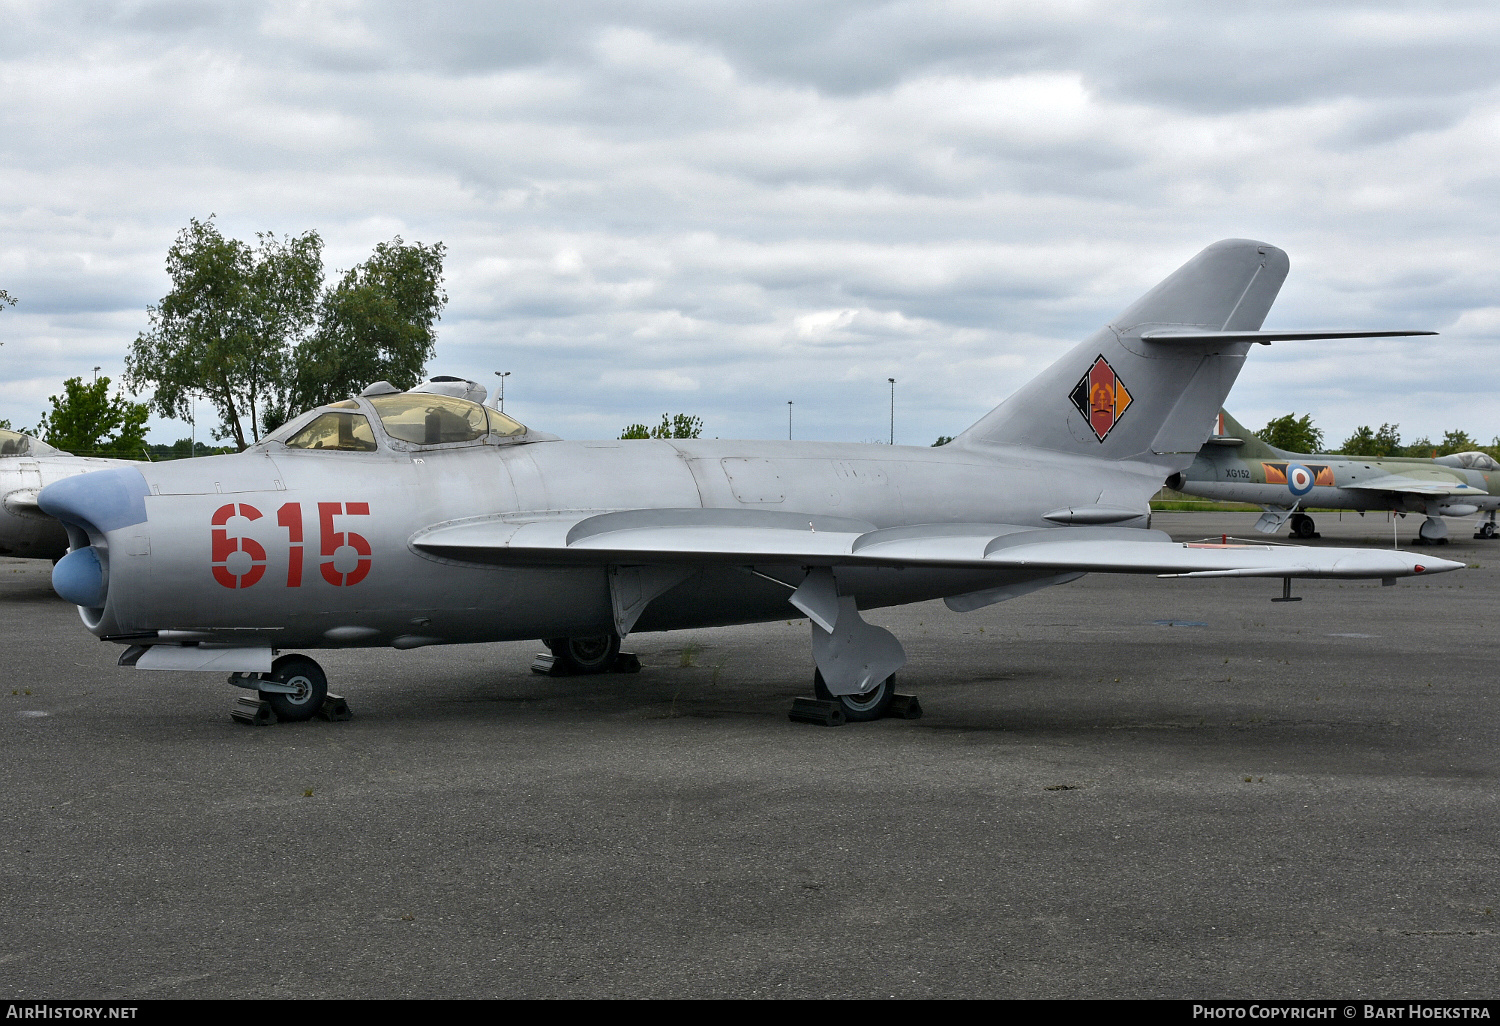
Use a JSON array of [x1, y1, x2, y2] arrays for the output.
[[1413, 555, 1466, 575]]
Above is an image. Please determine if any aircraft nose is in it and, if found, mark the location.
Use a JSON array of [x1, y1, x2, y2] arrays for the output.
[[37, 466, 151, 613]]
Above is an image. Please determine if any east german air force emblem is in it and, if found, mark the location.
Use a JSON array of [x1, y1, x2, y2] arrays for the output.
[[1069, 355, 1133, 442]]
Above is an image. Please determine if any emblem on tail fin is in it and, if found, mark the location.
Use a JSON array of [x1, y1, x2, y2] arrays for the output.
[[1069, 355, 1133, 442]]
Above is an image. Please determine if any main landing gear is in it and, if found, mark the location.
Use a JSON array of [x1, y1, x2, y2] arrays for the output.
[[783, 567, 922, 726], [227, 654, 351, 725], [1476, 512, 1497, 540], [788, 668, 921, 725], [1288, 513, 1319, 539], [814, 667, 895, 721], [1413, 516, 1450, 546], [532, 633, 641, 675]]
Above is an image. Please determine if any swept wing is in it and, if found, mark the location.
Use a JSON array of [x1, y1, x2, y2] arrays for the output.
[[1347, 474, 1481, 497], [411, 508, 1452, 580]]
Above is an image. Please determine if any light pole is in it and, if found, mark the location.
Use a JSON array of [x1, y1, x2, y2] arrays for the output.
[[93, 366, 100, 383], [787, 401, 793, 440], [494, 371, 511, 412], [888, 378, 895, 444]]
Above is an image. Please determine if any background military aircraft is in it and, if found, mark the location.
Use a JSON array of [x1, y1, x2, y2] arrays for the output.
[[0, 427, 134, 559], [1170, 410, 1500, 544], [38, 239, 1458, 723]]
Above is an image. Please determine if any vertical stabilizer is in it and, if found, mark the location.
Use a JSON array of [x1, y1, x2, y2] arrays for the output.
[[1215, 410, 1287, 459], [956, 240, 1289, 472]]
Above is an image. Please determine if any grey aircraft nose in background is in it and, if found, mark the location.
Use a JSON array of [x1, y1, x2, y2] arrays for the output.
[[0, 427, 135, 560], [38, 239, 1458, 723]]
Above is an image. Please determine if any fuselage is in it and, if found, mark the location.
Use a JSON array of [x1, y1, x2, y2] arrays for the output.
[[47, 401, 1162, 650]]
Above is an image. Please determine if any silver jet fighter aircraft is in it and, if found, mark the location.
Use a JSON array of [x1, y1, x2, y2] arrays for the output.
[[0, 428, 134, 559], [39, 240, 1460, 722], [1172, 410, 1500, 544]]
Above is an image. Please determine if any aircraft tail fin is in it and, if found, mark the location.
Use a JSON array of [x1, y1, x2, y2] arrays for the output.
[[1214, 410, 1289, 458], [954, 239, 1288, 472]]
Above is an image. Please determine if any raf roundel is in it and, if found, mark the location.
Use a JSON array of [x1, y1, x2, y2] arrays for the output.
[[1286, 462, 1316, 496]]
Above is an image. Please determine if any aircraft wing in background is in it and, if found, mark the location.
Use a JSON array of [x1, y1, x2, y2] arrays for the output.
[[1348, 475, 1483, 497]]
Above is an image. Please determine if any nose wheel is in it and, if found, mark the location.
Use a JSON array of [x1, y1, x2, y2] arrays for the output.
[[258, 654, 328, 721]]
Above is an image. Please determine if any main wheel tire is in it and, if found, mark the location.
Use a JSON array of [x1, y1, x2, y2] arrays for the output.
[[259, 654, 328, 722], [814, 668, 895, 722], [1291, 515, 1316, 538], [1480, 522, 1496, 539], [547, 633, 621, 674]]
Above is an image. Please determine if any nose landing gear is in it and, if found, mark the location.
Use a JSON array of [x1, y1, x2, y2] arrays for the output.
[[258, 654, 328, 721], [228, 654, 350, 724]]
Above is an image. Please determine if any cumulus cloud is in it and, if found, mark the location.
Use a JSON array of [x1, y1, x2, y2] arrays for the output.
[[2, 1, 1500, 448]]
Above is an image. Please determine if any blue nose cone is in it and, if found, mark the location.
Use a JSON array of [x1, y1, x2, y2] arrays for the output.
[[54, 546, 107, 608]]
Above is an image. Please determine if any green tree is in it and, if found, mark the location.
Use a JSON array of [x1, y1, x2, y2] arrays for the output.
[[127, 217, 323, 450], [35, 376, 149, 456], [146, 438, 231, 460], [1339, 423, 1402, 457], [266, 238, 447, 434], [0, 288, 13, 355], [1436, 430, 1478, 456], [932, 435, 954, 446], [620, 413, 704, 439], [1259, 413, 1324, 454]]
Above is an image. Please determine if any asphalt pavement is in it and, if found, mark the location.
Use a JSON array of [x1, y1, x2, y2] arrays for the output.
[[2, 511, 1495, 998]]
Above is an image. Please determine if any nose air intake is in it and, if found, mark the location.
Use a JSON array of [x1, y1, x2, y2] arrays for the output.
[[37, 466, 152, 613]]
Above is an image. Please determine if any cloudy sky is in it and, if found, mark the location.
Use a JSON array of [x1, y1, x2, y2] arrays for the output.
[[3, 0, 1500, 449]]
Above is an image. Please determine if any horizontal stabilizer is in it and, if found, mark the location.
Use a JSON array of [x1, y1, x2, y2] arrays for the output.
[[1139, 329, 1436, 344], [411, 508, 1461, 580]]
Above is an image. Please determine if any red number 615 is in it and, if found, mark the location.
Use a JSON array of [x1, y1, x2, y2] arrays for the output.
[[209, 501, 371, 590]]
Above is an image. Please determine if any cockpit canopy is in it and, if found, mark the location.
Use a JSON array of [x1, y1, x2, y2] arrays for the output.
[[261, 384, 528, 454], [0, 428, 63, 457], [1434, 451, 1500, 472]]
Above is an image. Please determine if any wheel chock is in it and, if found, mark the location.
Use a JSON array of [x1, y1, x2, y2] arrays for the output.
[[532, 652, 642, 676], [316, 693, 352, 722], [230, 694, 276, 726], [789, 697, 846, 726], [887, 693, 923, 720]]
